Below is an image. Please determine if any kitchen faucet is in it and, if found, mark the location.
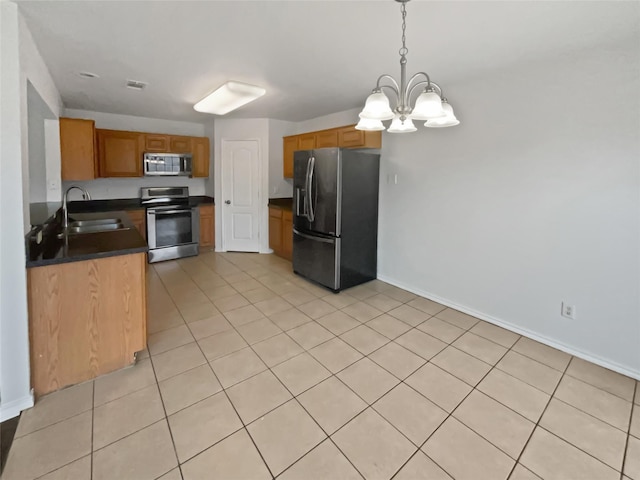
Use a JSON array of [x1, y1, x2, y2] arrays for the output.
[[62, 185, 91, 229]]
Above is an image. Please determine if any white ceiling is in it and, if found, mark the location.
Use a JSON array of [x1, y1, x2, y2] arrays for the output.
[[15, 0, 638, 124]]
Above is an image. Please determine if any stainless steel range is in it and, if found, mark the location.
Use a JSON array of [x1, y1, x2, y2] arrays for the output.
[[141, 186, 199, 263]]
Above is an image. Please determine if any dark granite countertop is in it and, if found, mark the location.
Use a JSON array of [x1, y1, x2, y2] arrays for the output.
[[268, 198, 293, 210], [68, 195, 214, 213], [26, 211, 148, 268]]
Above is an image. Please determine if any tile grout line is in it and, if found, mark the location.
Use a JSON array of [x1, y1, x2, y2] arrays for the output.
[[90, 381, 95, 480], [174, 260, 279, 480], [504, 351, 573, 479], [390, 337, 517, 479], [184, 256, 410, 479], [620, 381, 637, 479]]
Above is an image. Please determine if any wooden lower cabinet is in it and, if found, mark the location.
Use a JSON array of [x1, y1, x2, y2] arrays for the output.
[[27, 253, 147, 397], [269, 206, 292, 261], [269, 207, 283, 256], [199, 204, 214, 249], [127, 209, 146, 239], [282, 209, 293, 261]]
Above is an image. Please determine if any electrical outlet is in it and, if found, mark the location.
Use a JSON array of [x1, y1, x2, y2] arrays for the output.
[[561, 302, 576, 320]]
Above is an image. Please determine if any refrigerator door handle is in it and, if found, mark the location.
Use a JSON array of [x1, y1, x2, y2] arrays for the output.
[[303, 156, 312, 220], [308, 156, 316, 222], [293, 228, 335, 244]]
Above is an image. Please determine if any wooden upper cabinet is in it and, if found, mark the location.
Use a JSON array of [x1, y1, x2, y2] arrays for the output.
[[298, 134, 316, 151], [97, 129, 143, 177], [315, 129, 338, 148], [60, 117, 97, 180], [337, 126, 381, 148], [144, 134, 169, 152], [192, 137, 210, 177], [170, 135, 192, 153], [283, 135, 298, 178], [283, 125, 381, 178]]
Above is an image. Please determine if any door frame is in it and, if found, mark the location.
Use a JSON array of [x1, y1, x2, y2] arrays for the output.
[[219, 138, 263, 252]]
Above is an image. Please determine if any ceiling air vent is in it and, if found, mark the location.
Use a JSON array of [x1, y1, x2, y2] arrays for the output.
[[126, 79, 148, 91], [77, 71, 99, 79]]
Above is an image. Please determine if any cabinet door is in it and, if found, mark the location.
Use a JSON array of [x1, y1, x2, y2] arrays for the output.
[[199, 205, 214, 248], [144, 134, 169, 152], [337, 125, 382, 148], [170, 135, 192, 153], [97, 129, 143, 177], [60, 118, 97, 180], [315, 129, 338, 148], [283, 136, 298, 178], [298, 133, 316, 150], [127, 209, 146, 239], [192, 137, 210, 177], [282, 209, 293, 261], [269, 207, 283, 255]]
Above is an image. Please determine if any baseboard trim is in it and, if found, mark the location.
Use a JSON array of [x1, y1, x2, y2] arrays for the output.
[[0, 391, 34, 422], [377, 274, 640, 381]]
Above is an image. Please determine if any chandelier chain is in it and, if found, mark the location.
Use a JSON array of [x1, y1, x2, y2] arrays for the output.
[[399, 2, 408, 57]]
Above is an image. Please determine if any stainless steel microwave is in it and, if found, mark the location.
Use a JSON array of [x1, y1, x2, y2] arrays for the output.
[[143, 152, 192, 176]]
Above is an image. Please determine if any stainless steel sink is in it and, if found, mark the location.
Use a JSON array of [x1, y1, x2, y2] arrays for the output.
[[68, 218, 122, 228], [58, 218, 130, 236]]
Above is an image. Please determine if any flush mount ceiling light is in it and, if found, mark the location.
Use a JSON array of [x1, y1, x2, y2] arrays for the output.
[[194, 81, 266, 115], [356, 0, 459, 133]]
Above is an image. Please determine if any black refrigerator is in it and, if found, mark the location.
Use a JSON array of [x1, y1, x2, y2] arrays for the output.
[[292, 147, 380, 292]]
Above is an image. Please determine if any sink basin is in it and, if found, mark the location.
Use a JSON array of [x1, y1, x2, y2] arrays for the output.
[[58, 217, 130, 237], [68, 218, 122, 227], [66, 223, 129, 234]]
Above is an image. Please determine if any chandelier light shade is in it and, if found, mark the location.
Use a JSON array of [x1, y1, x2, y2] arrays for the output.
[[387, 114, 417, 133], [425, 101, 460, 128], [356, 0, 459, 132], [194, 81, 265, 115], [355, 117, 386, 131]]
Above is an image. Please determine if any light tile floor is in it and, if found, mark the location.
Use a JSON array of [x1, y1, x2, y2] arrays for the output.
[[4, 251, 640, 480]]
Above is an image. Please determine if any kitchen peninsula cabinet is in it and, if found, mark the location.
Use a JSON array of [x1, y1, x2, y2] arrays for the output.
[[97, 129, 143, 177], [60, 117, 97, 180], [28, 252, 147, 396], [199, 204, 214, 249], [283, 124, 381, 178]]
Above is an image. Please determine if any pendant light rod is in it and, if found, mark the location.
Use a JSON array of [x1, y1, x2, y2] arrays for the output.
[[356, 0, 460, 132]]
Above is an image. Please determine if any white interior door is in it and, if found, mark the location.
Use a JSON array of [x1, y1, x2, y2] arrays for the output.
[[221, 139, 261, 252]]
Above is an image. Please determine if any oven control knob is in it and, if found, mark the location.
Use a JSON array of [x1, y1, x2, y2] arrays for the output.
[[225, 200, 231, 204]]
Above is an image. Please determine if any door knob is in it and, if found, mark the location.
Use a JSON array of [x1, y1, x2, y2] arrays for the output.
[[225, 200, 231, 204]]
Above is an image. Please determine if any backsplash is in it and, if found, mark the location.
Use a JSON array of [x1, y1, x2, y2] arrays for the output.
[[62, 177, 206, 200]]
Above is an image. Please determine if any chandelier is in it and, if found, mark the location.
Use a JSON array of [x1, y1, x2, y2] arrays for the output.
[[356, 0, 459, 133]]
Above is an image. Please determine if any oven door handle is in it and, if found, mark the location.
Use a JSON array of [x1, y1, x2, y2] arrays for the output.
[[148, 209, 193, 215]]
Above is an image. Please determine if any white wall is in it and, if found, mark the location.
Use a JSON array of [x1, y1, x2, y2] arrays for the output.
[[0, 4, 63, 420], [213, 118, 270, 253], [63, 109, 208, 199], [373, 42, 640, 376], [27, 81, 55, 203], [18, 13, 64, 232], [296, 108, 360, 134], [268, 119, 296, 198]]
